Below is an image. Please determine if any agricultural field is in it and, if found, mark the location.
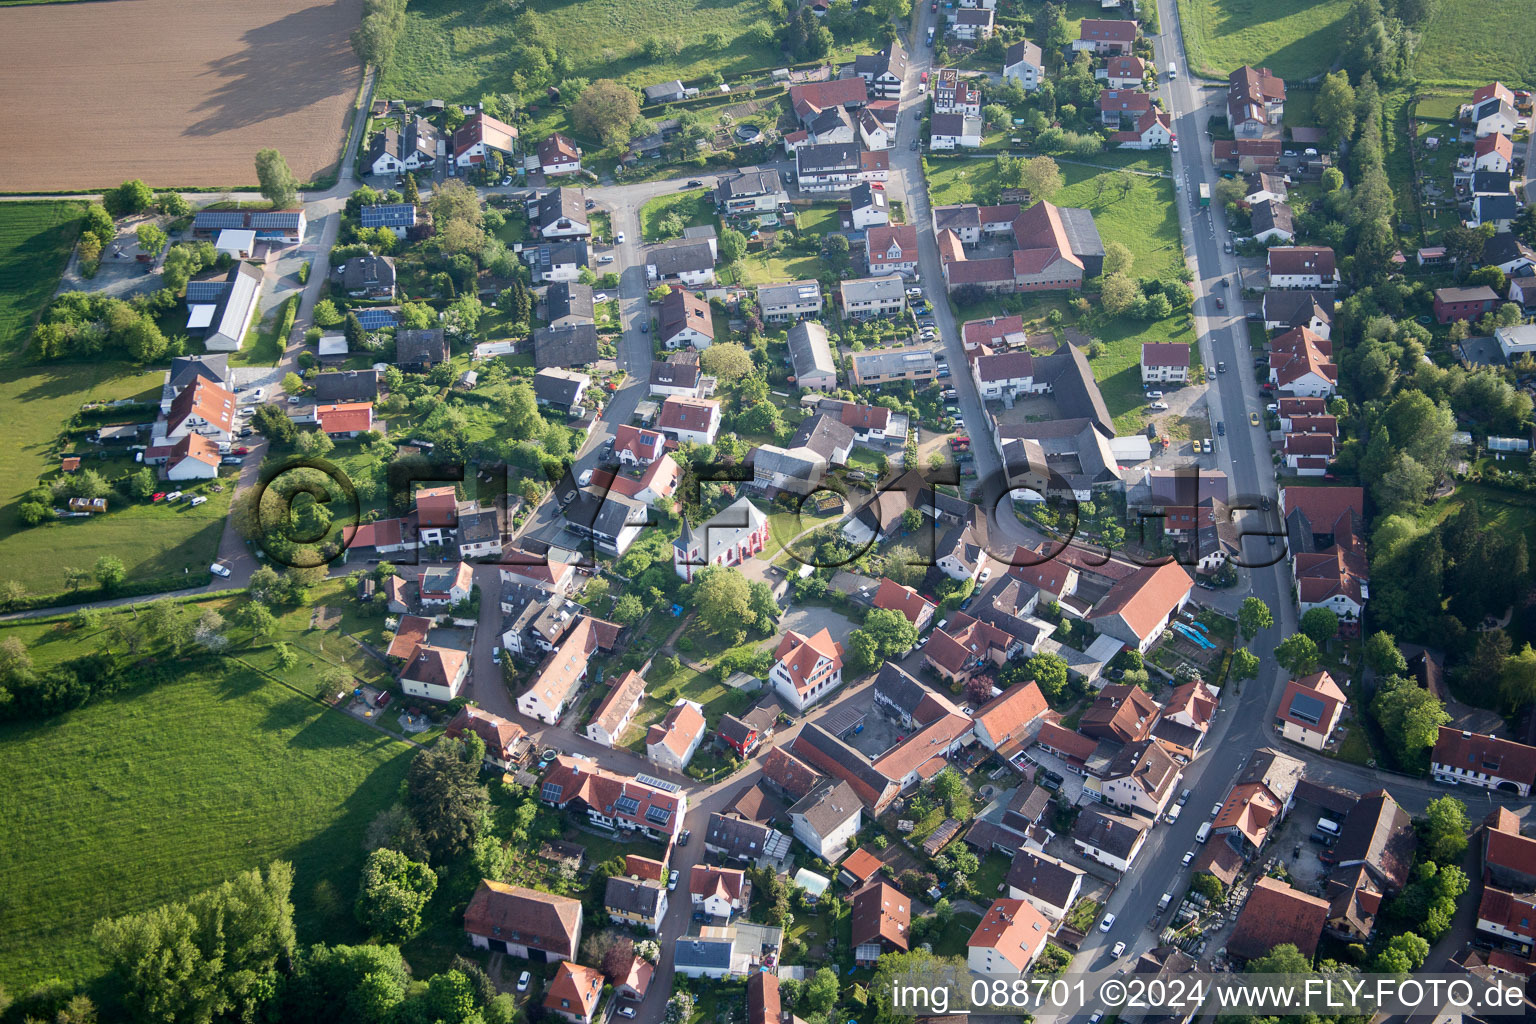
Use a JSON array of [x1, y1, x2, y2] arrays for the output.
[[0, 202, 83, 352], [0, 662, 414, 990], [1412, 0, 1536, 88], [1175, 0, 1352, 81], [927, 157, 1187, 430], [0, 0, 364, 191], [379, 0, 782, 104]]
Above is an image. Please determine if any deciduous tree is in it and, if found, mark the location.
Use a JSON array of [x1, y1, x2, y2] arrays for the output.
[[572, 80, 642, 146], [255, 149, 299, 209], [355, 847, 438, 941]]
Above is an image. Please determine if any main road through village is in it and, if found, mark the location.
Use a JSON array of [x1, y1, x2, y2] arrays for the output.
[[5, 3, 1536, 1020]]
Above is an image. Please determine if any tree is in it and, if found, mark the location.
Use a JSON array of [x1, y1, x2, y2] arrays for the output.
[[136, 223, 167, 259], [143, 600, 192, 655], [344, 311, 367, 351], [1316, 71, 1357, 145], [693, 566, 753, 643], [95, 555, 126, 593], [428, 179, 483, 230], [405, 738, 490, 863], [802, 968, 840, 1014], [1500, 644, 1536, 713], [1363, 630, 1407, 676], [823, 233, 851, 273], [1238, 596, 1273, 640], [296, 429, 335, 458], [1017, 156, 1063, 200], [355, 847, 438, 941], [156, 191, 191, 217], [573, 79, 641, 146], [1373, 674, 1450, 756], [718, 227, 748, 264], [1026, 651, 1070, 702], [1101, 272, 1140, 316], [852, 608, 920, 670], [255, 149, 299, 209], [1101, 241, 1134, 278], [1273, 633, 1319, 675], [1373, 932, 1429, 974], [312, 299, 344, 328], [193, 608, 228, 653], [103, 179, 154, 218], [1299, 607, 1340, 646], [402, 172, 419, 205], [700, 342, 754, 382], [982, 103, 1012, 130], [237, 602, 277, 640], [1421, 795, 1470, 863], [611, 593, 645, 625]]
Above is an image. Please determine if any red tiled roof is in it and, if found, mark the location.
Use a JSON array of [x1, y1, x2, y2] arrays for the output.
[[648, 700, 706, 759], [545, 962, 604, 1019], [1036, 720, 1096, 764], [1474, 82, 1516, 107], [872, 577, 936, 626], [974, 681, 1048, 746], [316, 401, 373, 434], [613, 423, 666, 462], [789, 78, 869, 111], [1479, 886, 1536, 941], [540, 755, 685, 835], [1087, 560, 1193, 641], [773, 628, 843, 694], [1098, 90, 1152, 114], [590, 669, 647, 738], [1433, 727, 1536, 789], [851, 881, 909, 950], [1281, 485, 1363, 531], [762, 746, 825, 801], [1475, 133, 1514, 160], [657, 395, 720, 432], [1269, 325, 1337, 388], [1142, 342, 1189, 368], [967, 897, 1050, 971], [464, 880, 582, 957], [415, 485, 459, 527], [1080, 683, 1161, 743], [1078, 18, 1138, 43], [445, 706, 526, 760], [1268, 246, 1337, 279], [842, 847, 884, 883], [167, 378, 237, 435], [689, 863, 746, 902], [387, 614, 432, 660], [867, 224, 918, 264], [1227, 877, 1328, 960], [1277, 670, 1346, 734], [344, 517, 406, 550]]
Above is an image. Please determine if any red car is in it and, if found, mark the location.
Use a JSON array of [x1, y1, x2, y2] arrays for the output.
[[232, 446, 250, 455], [151, 492, 166, 502], [1215, 297, 1225, 310]]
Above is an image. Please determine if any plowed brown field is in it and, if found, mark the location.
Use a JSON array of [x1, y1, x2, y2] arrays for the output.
[[0, 0, 363, 192]]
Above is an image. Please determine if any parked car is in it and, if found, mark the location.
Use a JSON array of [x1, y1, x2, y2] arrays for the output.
[[687, 179, 704, 187], [492, 647, 502, 665], [222, 456, 244, 465], [1216, 421, 1225, 436], [618, 1009, 637, 1019], [1146, 390, 1164, 399], [667, 870, 679, 890], [151, 492, 166, 502], [210, 561, 232, 578], [1211, 802, 1223, 818], [239, 428, 254, 438], [1249, 412, 1260, 426], [232, 446, 250, 455], [615, 232, 626, 243], [598, 254, 615, 264], [245, 388, 264, 403], [679, 829, 691, 847], [1149, 402, 1169, 411], [1099, 913, 1116, 933], [1182, 849, 1195, 865], [165, 491, 183, 502], [1178, 788, 1191, 805], [517, 972, 531, 993], [1112, 941, 1126, 957]]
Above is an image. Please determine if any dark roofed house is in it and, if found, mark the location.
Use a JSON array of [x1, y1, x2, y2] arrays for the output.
[[761, 746, 826, 803], [336, 254, 397, 299], [534, 325, 600, 369], [704, 812, 792, 868], [1226, 877, 1329, 962], [464, 880, 584, 960], [312, 369, 380, 404], [1334, 789, 1416, 893], [396, 329, 449, 371]]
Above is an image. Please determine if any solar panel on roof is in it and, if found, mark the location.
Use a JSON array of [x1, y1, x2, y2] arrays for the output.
[[636, 773, 681, 793], [354, 309, 399, 330], [250, 212, 301, 228], [185, 281, 229, 302], [645, 805, 672, 825], [541, 782, 564, 802], [194, 211, 246, 229], [615, 795, 641, 816], [1287, 693, 1325, 726]]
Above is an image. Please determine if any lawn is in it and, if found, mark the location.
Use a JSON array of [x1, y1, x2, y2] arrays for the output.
[[1412, 0, 1536, 88], [0, 201, 84, 353], [730, 248, 824, 287], [0, 361, 241, 600], [0, 665, 415, 990], [378, 0, 783, 106], [929, 911, 983, 958], [640, 188, 718, 242], [1418, 483, 1536, 547], [927, 157, 1188, 432], [1175, 0, 1353, 81]]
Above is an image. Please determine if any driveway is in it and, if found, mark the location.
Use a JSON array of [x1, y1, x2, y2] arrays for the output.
[[773, 603, 859, 650]]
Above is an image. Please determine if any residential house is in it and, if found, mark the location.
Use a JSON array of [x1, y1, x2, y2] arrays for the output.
[[790, 724, 900, 812], [418, 562, 473, 606], [1098, 89, 1152, 127], [705, 811, 792, 868], [1072, 807, 1151, 872], [1251, 199, 1296, 243], [950, 7, 994, 40], [672, 931, 739, 980], [718, 704, 780, 760], [1433, 285, 1500, 324], [445, 707, 527, 769], [360, 203, 417, 237], [657, 395, 722, 444], [1269, 325, 1337, 397], [1226, 878, 1328, 962], [1244, 172, 1289, 204], [1212, 138, 1283, 171], [933, 70, 979, 116], [848, 183, 889, 228], [1005, 849, 1084, 921], [673, 496, 769, 582], [761, 747, 826, 805], [787, 320, 838, 391], [758, 280, 824, 322], [647, 238, 716, 287], [1211, 748, 1305, 856], [1113, 108, 1176, 150], [561, 489, 646, 557], [1268, 247, 1337, 290], [335, 254, 396, 298], [748, 973, 782, 1024], [395, 328, 449, 372], [1002, 38, 1045, 90], [534, 188, 591, 240], [1140, 342, 1190, 384], [1102, 54, 1147, 89], [456, 509, 502, 560], [924, 611, 1015, 684], [312, 369, 380, 405], [605, 875, 668, 932], [967, 899, 1050, 975], [789, 780, 862, 860], [818, 397, 905, 445], [525, 240, 589, 284], [1485, 231, 1536, 275], [1081, 684, 1162, 744], [650, 355, 703, 398], [751, 440, 829, 496], [159, 354, 229, 413], [872, 577, 937, 633], [585, 669, 647, 748], [1474, 194, 1520, 232], [1334, 789, 1415, 894], [795, 144, 888, 193], [365, 116, 439, 176], [464, 880, 583, 960], [771, 627, 845, 711], [851, 882, 909, 963], [612, 424, 666, 467], [972, 680, 1049, 753], [1510, 274, 1536, 312], [856, 107, 893, 151], [1228, 66, 1286, 137], [1100, 739, 1182, 818], [853, 40, 907, 99], [642, 80, 688, 104], [1074, 19, 1137, 55], [452, 111, 518, 169], [1474, 133, 1514, 173], [690, 865, 748, 920], [1472, 97, 1518, 138], [533, 368, 591, 412], [1432, 728, 1536, 796], [849, 345, 939, 386], [1275, 670, 1348, 750], [315, 402, 375, 438], [538, 133, 582, 175], [930, 113, 984, 150], [1086, 560, 1194, 654], [544, 963, 605, 1024], [1281, 485, 1370, 630], [867, 223, 919, 275], [538, 756, 688, 840], [715, 170, 789, 215], [1263, 291, 1334, 339], [517, 616, 618, 724], [163, 378, 237, 443], [647, 699, 707, 771], [839, 275, 906, 319], [192, 208, 307, 243], [657, 285, 715, 350], [159, 434, 221, 481]]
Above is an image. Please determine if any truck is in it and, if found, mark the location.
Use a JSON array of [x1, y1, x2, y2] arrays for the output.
[[1157, 892, 1174, 911], [926, 26, 935, 46], [1198, 182, 1211, 207]]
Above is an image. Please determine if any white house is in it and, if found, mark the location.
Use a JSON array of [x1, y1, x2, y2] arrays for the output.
[[1098, 740, 1181, 818], [856, 109, 892, 151], [1431, 727, 1536, 796], [770, 627, 845, 711], [866, 224, 918, 275], [1474, 132, 1514, 173], [689, 865, 747, 920], [1268, 247, 1337, 290], [849, 184, 889, 229], [647, 699, 706, 771], [966, 899, 1050, 976], [418, 563, 474, 607], [1275, 670, 1347, 750], [1005, 850, 1084, 921], [1114, 108, 1174, 150], [788, 781, 862, 860], [1472, 98, 1519, 138], [163, 434, 221, 481], [657, 395, 721, 445], [1140, 342, 1189, 384], [930, 113, 984, 150], [400, 646, 470, 702], [538, 133, 583, 175], [1071, 807, 1150, 873], [1002, 39, 1044, 91]]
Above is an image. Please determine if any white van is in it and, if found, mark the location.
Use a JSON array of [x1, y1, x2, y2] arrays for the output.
[[1167, 61, 1178, 80], [1317, 817, 1341, 836], [1195, 822, 1211, 844], [1164, 804, 1182, 825]]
